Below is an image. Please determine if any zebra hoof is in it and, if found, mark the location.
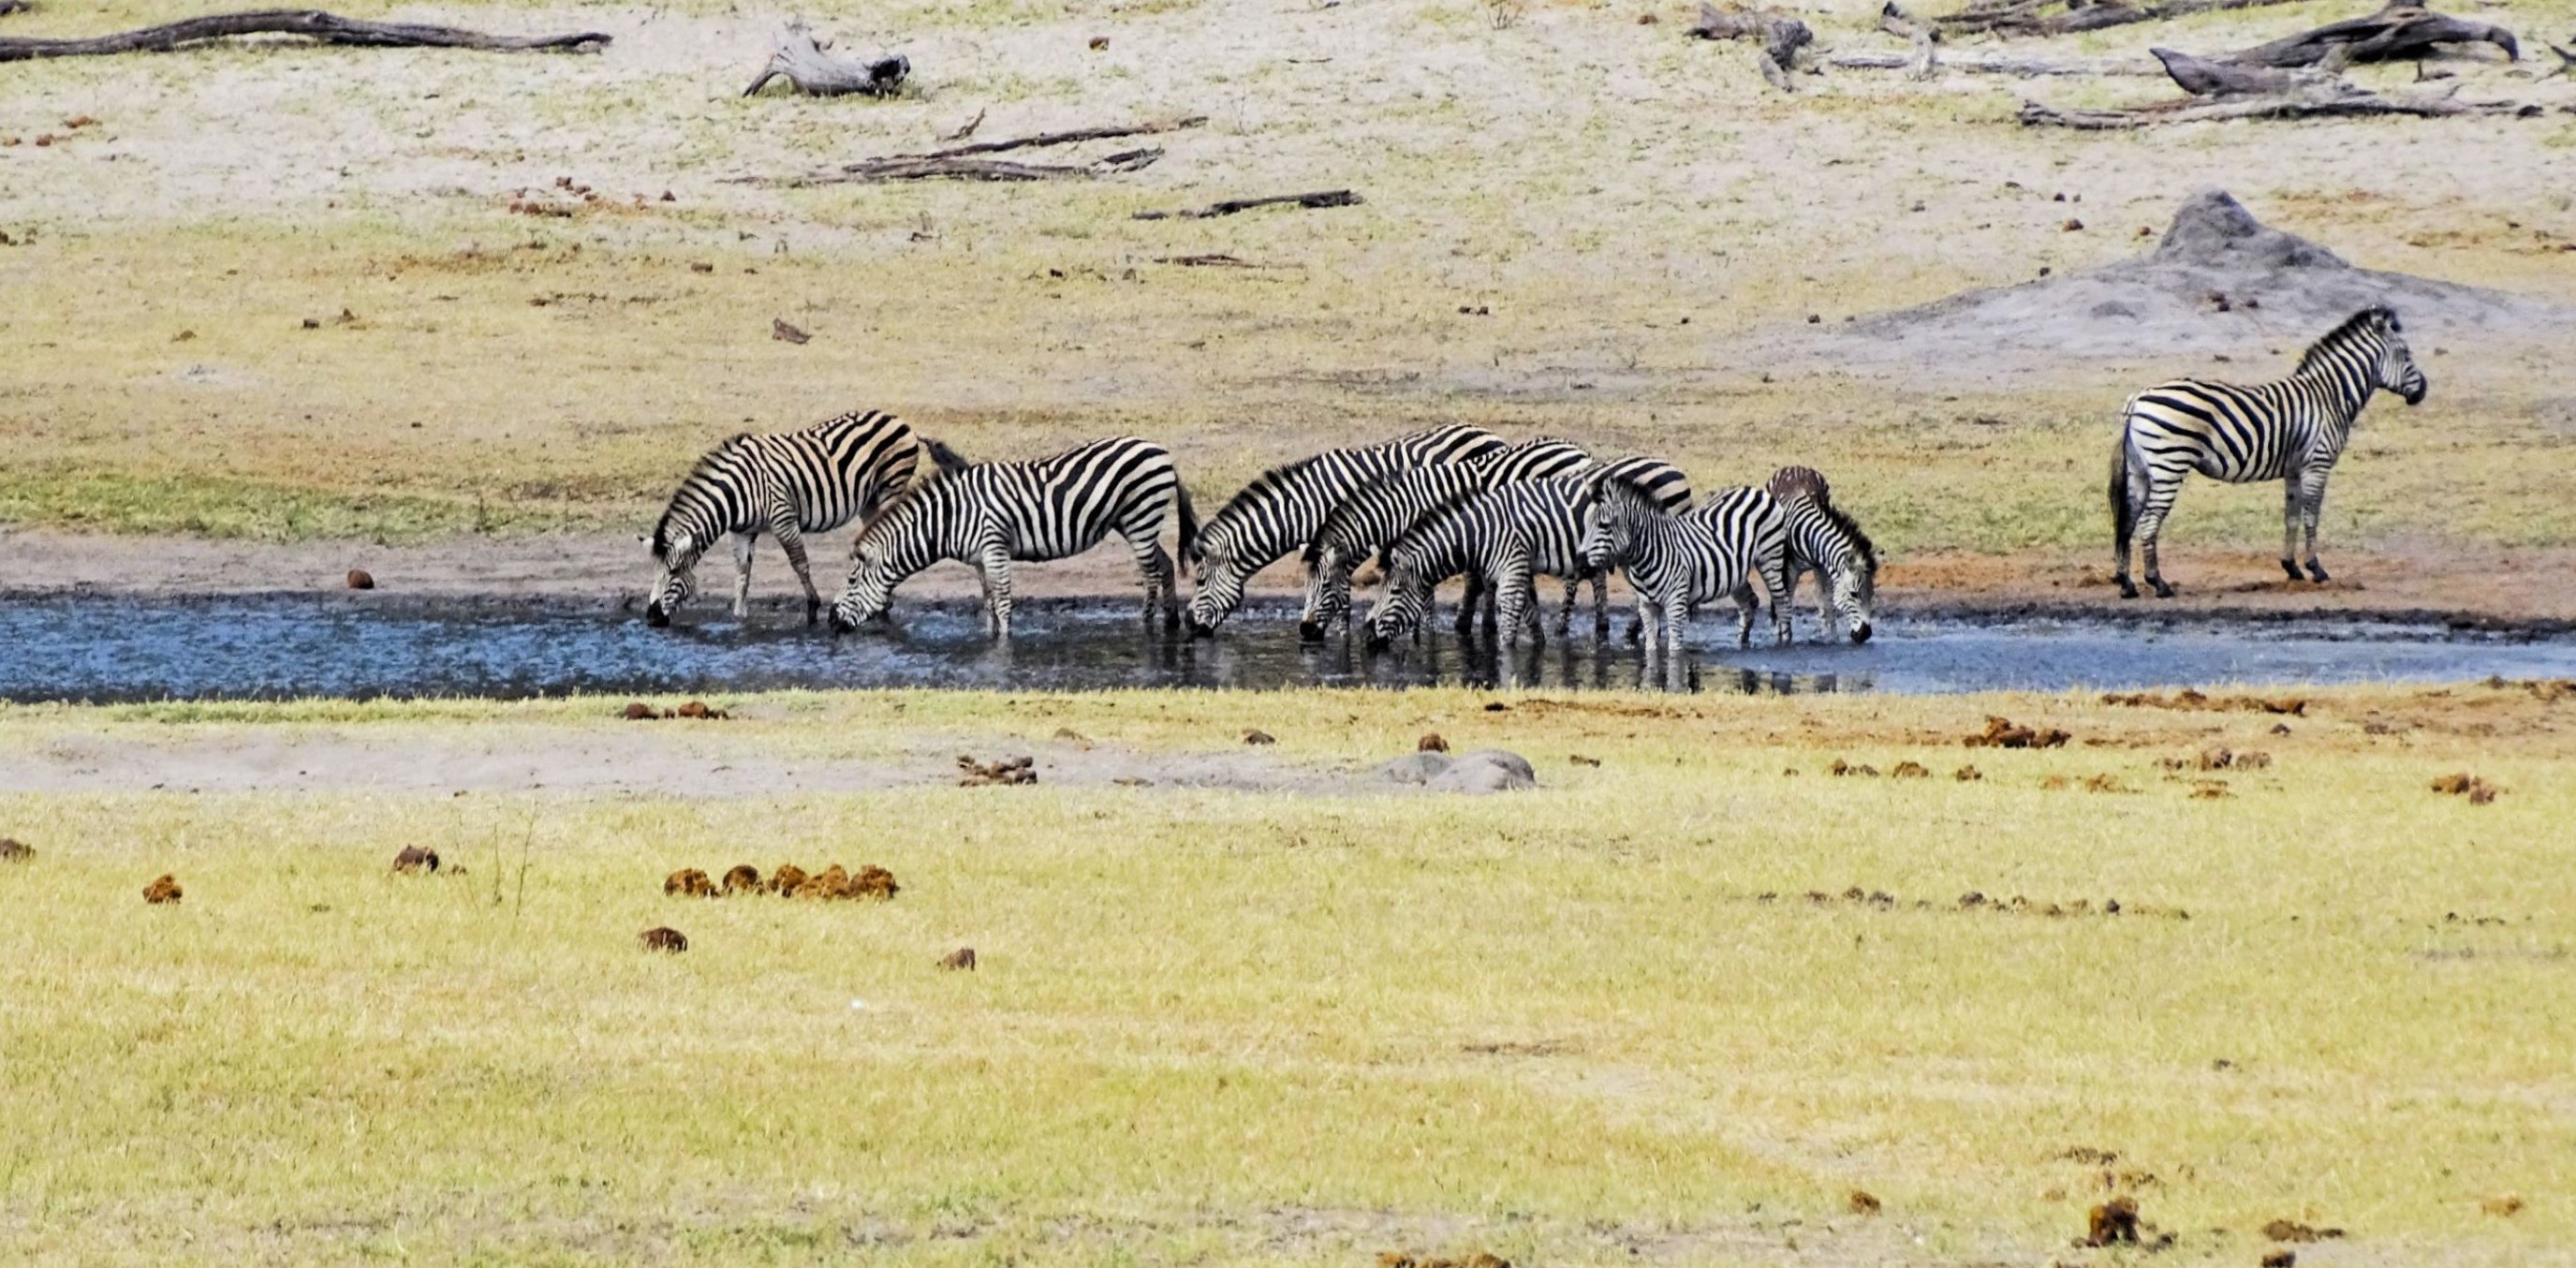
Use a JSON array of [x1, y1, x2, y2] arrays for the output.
[[2151, 581, 2176, 599], [2305, 562, 2331, 583], [2116, 578, 2138, 600], [644, 606, 671, 627], [2280, 559, 2303, 582]]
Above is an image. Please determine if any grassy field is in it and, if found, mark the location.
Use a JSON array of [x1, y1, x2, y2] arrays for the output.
[[4, 0, 2574, 557], [4, 684, 2572, 1263]]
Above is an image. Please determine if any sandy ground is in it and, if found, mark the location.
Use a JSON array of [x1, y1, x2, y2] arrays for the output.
[[0, 721, 1374, 795]]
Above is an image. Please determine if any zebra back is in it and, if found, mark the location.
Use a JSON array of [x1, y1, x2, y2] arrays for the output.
[[1593, 456, 1694, 513], [840, 436, 1180, 610], [1475, 436, 1591, 485]]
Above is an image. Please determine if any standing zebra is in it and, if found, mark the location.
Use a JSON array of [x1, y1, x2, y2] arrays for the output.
[[1296, 436, 1590, 642], [1580, 474, 1752, 687], [826, 436, 1196, 639], [1361, 477, 1599, 653], [2112, 306, 2426, 598], [644, 410, 961, 627], [1184, 424, 1505, 637], [1765, 465, 1877, 643], [1698, 485, 1795, 647]]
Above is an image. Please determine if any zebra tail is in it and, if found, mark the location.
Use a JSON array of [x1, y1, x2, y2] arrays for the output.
[[921, 437, 971, 477], [2108, 412, 2137, 548], [1173, 483, 1200, 571]]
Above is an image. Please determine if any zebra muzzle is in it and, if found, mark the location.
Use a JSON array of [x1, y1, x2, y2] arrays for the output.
[[1296, 619, 1327, 643], [1850, 621, 1873, 644], [643, 605, 671, 628]]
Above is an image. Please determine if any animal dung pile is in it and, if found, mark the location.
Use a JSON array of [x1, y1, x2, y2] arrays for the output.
[[958, 754, 1037, 786], [638, 925, 688, 952], [1847, 1189, 1881, 1216], [1417, 732, 1449, 753], [1242, 729, 1277, 745], [1964, 715, 2070, 748], [1890, 760, 1930, 778], [1953, 765, 1982, 781], [938, 947, 978, 971], [391, 846, 440, 874], [345, 568, 375, 590], [2102, 689, 2305, 715], [2163, 747, 2274, 773], [2480, 1194, 2524, 1218], [2261, 1218, 2346, 1243], [2430, 773, 2500, 804], [2084, 1196, 2141, 1246], [0, 837, 32, 863], [2261, 1251, 2297, 1268], [1957, 891, 2187, 920], [621, 700, 729, 721], [141, 874, 183, 905], [1829, 759, 1878, 776], [1377, 1253, 1510, 1268], [665, 862, 899, 900]]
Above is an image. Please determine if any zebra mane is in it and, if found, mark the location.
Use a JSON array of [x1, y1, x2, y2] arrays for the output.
[[2298, 306, 2396, 374], [651, 433, 757, 560], [1818, 496, 1877, 569], [1195, 451, 1332, 559]]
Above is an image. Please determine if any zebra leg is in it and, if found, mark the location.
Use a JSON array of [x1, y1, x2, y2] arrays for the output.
[[1129, 531, 1177, 631], [2279, 477, 2304, 582], [769, 517, 822, 626], [2300, 468, 2333, 582], [1762, 551, 1792, 646], [1591, 571, 1611, 641], [729, 532, 758, 619], [2134, 478, 2180, 599], [979, 541, 1014, 640], [1731, 582, 1759, 649]]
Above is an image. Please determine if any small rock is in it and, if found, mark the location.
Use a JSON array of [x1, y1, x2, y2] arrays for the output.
[[772, 317, 810, 345], [1424, 749, 1536, 794], [689, 261, 714, 273], [1376, 752, 1453, 785], [346, 568, 375, 590], [1088, 35, 1110, 50], [639, 926, 688, 952]]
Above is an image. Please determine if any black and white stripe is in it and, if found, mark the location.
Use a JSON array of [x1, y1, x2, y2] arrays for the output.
[[1765, 465, 1877, 644], [1184, 424, 1505, 636], [645, 410, 958, 627], [1582, 473, 1790, 656], [2112, 306, 2427, 598], [827, 436, 1195, 639], [1362, 477, 1599, 651], [1296, 437, 1590, 641]]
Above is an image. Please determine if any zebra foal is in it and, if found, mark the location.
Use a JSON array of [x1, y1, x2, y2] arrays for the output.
[[826, 436, 1196, 639], [1184, 423, 1505, 637], [644, 410, 959, 627], [2111, 305, 2427, 598]]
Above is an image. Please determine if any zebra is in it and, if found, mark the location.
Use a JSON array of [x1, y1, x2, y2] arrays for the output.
[[2112, 305, 2427, 599], [1765, 465, 1877, 643], [644, 410, 962, 627], [825, 436, 1196, 639], [1361, 477, 1600, 653], [1296, 437, 1591, 642], [1183, 424, 1506, 637], [1582, 474, 1789, 654]]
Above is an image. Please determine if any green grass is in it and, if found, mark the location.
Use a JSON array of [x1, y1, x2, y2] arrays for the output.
[[3, 686, 2572, 1263]]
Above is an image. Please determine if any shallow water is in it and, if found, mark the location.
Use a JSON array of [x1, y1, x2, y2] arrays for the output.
[[3, 596, 2571, 702]]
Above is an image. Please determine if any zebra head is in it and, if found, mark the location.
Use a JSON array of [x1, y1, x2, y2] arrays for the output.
[[1580, 469, 1664, 572], [1185, 538, 1251, 638], [643, 523, 701, 627], [1361, 556, 1434, 654], [1830, 550, 1877, 644], [1296, 546, 1348, 644], [826, 505, 915, 634], [2370, 309, 2428, 405]]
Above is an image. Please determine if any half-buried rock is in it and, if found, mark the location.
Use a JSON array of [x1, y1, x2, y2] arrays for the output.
[[1377, 749, 1536, 793]]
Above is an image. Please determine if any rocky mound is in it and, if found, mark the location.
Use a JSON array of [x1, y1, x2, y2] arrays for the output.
[[1847, 189, 2566, 361]]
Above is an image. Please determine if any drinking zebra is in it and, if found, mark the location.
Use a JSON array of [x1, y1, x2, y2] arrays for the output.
[[644, 410, 961, 627], [1183, 424, 1506, 637], [1765, 465, 1877, 643], [1296, 437, 1591, 642], [1361, 477, 1600, 653], [2111, 305, 2426, 599], [826, 436, 1195, 639], [1582, 475, 1790, 656]]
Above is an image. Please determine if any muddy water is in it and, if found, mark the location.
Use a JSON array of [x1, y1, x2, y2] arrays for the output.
[[3, 596, 2572, 702]]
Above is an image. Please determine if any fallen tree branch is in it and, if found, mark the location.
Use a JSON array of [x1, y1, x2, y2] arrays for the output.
[[743, 22, 907, 97], [2018, 83, 2524, 126], [2544, 41, 2575, 80], [1690, 2, 1813, 90], [0, 7, 609, 60], [1936, 0, 2301, 40], [1825, 48, 2157, 74], [2152, 45, 2351, 94], [750, 116, 1202, 186], [2220, 3, 2518, 68], [1132, 189, 1361, 221]]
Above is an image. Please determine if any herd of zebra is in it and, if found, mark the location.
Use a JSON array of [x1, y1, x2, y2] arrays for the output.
[[643, 417, 1877, 654], [643, 305, 2430, 652]]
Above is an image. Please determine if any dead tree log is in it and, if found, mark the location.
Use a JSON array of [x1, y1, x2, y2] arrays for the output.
[[743, 22, 908, 97], [2544, 42, 2575, 80], [2152, 45, 2351, 94], [2018, 83, 2524, 126], [753, 116, 1202, 186], [1825, 49, 2156, 74], [2220, 4, 2517, 68], [0, 8, 609, 60], [1937, 0, 2301, 39], [1132, 190, 1362, 221], [1690, 3, 1814, 90]]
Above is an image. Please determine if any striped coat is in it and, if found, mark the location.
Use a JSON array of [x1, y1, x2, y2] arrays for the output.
[[1296, 437, 1591, 641], [1362, 477, 1598, 651], [828, 436, 1195, 639], [646, 409, 956, 626]]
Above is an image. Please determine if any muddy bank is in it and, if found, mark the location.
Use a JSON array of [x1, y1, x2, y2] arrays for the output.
[[12, 529, 2576, 635]]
